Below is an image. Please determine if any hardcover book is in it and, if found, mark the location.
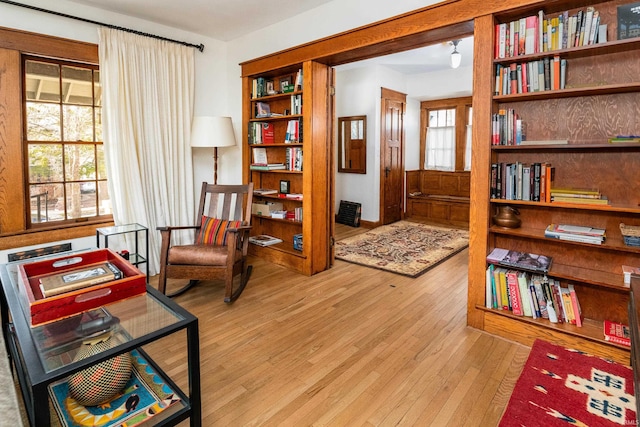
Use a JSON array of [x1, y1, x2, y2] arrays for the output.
[[39, 262, 123, 298], [618, 2, 640, 40], [255, 102, 271, 118], [603, 320, 631, 346]]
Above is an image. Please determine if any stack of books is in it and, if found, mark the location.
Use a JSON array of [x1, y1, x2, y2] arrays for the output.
[[609, 136, 640, 143], [544, 224, 605, 245], [249, 163, 286, 171], [550, 187, 609, 205]]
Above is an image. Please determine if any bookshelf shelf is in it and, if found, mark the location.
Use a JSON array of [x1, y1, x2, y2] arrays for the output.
[[469, 0, 640, 361], [252, 214, 303, 226], [249, 114, 303, 123], [489, 225, 640, 255], [251, 90, 303, 102], [490, 199, 640, 214], [493, 37, 640, 65], [250, 241, 306, 258], [249, 169, 303, 174], [491, 142, 640, 151], [493, 82, 640, 102], [476, 306, 630, 351]]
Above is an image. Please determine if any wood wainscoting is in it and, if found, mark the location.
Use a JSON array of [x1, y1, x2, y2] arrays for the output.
[[406, 170, 470, 227]]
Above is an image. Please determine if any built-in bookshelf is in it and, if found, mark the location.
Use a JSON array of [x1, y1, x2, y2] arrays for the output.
[[241, 61, 332, 275], [469, 0, 640, 364]]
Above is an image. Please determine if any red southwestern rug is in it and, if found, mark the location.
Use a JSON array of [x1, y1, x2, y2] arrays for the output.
[[500, 339, 636, 427]]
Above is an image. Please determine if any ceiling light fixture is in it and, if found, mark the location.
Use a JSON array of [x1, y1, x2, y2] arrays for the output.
[[450, 39, 462, 69]]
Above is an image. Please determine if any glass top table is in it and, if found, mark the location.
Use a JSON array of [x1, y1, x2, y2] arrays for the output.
[[0, 251, 200, 426]]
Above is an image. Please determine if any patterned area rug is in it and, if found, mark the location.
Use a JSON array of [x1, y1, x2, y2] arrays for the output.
[[334, 221, 469, 277], [500, 339, 636, 426]]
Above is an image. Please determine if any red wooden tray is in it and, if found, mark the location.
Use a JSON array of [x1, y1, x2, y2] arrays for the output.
[[17, 249, 146, 327]]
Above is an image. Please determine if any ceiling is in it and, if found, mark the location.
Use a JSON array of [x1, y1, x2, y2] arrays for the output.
[[60, 0, 473, 75], [335, 39, 473, 75], [65, 0, 334, 41]]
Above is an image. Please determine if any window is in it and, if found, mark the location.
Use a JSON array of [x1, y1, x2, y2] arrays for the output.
[[24, 56, 109, 227], [420, 97, 472, 172], [425, 108, 456, 171]]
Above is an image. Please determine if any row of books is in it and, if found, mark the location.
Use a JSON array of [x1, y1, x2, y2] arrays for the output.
[[248, 119, 303, 145], [250, 146, 303, 172], [250, 69, 303, 99], [491, 108, 522, 146], [285, 146, 303, 171], [490, 109, 570, 146], [490, 162, 554, 202], [251, 77, 272, 99], [494, 56, 566, 96], [249, 122, 274, 144], [285, 119, 303, 143], [544, 223, 606, 245], [495, 7, 604, 59], [485, 265, 583, 326], [291, 94, 302, 115]]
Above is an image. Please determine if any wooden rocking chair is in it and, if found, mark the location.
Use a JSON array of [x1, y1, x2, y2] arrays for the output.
[[157, 182, 253, 302]]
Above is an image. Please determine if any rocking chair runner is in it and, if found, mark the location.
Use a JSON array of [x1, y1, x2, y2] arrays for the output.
[[157, 182, 254, 302]]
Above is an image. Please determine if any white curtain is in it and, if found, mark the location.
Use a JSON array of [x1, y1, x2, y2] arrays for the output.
[[98, 28, 195, 276], [425, 126, 456, 171]]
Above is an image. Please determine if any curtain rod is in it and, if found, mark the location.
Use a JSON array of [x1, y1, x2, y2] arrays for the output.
[[0, 0, 205, 52]]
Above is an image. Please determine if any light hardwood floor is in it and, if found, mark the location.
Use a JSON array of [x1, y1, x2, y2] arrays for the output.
[[144, 223, 531, 426]]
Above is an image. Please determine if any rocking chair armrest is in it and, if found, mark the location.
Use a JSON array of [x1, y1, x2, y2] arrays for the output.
[[157, 225, 199, 232], [226, 225, 252, 233]]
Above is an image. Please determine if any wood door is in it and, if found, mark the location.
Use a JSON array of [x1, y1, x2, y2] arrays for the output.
[[380, 88, 406, 225]]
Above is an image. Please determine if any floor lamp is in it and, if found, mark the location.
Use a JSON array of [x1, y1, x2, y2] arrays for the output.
[[190, 116, 237, 185]]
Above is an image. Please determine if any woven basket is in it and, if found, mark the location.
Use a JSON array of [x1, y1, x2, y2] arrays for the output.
[[68, 331, 132, 406]]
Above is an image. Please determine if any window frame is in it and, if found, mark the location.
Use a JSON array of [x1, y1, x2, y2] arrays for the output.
[[420, 96, 472, 172], [0, 27, 111, 250], [23, 55, 108, 229]]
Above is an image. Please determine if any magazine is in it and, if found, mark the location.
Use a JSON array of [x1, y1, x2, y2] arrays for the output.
[[487, 248, 552, 273], [249, 235, 283, 247]]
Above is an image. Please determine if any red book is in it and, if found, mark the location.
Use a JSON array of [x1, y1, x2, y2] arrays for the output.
[[603, 320, 631, 346], [568, 284, 582, 327], [506, 270, 523, 315], [261, 123, 274, 144]]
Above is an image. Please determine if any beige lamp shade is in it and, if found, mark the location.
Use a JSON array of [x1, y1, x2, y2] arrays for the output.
[[191, 116, 236, 184], [191, 116, 237, 148]]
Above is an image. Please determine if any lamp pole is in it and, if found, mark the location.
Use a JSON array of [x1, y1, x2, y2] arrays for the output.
[[213, 147, 219, 185]]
